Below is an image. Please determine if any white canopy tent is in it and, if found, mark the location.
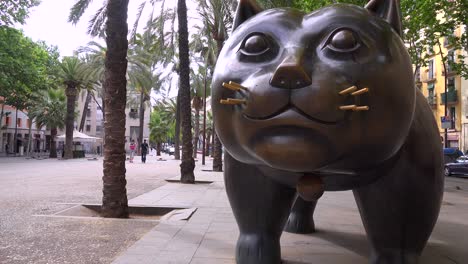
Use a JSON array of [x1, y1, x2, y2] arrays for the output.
[[56, 130, 101, 142]]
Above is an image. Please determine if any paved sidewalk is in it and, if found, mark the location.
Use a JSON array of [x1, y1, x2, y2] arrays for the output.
[[112, 167, 468, 264]]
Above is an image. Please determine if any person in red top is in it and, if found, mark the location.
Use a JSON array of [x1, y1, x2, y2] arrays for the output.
[[129, 140, 136, 163]]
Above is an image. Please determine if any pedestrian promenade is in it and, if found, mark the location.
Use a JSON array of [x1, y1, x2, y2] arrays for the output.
[[112, 164, 468, 264]]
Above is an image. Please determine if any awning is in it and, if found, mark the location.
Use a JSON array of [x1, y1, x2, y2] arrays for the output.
[[56, 130, 102, 142]]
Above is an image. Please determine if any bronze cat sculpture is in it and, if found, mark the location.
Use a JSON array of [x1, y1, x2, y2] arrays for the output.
[[211, 0, 444, 263]]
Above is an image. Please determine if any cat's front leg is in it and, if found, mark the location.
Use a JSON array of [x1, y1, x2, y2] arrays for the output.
[[284, 195, 318, 234], [353, 149, 443, 264], [224, 153, 296, 264]]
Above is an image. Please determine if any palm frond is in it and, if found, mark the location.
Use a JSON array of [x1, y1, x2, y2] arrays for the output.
[[69, 0, 94, 25], [88, 1, 108, 37]]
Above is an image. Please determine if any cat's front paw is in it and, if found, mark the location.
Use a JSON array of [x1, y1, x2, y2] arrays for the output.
[[236, 234, 281, 264], [284, 212, 315, 234], [371, 250, 419, 264]]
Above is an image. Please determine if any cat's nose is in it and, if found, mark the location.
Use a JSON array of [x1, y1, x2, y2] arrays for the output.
[[270, 53, 312, 89]]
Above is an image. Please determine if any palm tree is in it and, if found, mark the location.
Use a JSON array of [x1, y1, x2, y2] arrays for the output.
[[190, 66, 212, 159], [100, 0, 130, 218], [196, 0, 236, 171], [77, 42, 107, 127], [177, 0, 195, 183], [29, 89, 66, 158], [149, 110, 173, 156], [58, 56, 90, 159], [127, 32, 163, 155]]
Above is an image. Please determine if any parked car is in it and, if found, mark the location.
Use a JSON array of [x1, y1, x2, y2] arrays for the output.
[[168, 147, 175, 155], [443, 147, 464, 164], [444, 156, 468, 176]]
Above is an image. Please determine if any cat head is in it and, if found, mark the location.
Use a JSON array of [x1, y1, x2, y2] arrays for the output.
[[212, 0, 415, 173]]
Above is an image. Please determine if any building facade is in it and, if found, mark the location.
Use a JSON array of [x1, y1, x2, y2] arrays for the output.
[[74, 90, 150, 154], [419, 26, 466, 149], [0, 104, 50, 155]]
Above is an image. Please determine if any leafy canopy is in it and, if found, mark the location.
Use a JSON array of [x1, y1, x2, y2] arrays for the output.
[[0, 26, 57, 109], [0, 0, 40, 26]]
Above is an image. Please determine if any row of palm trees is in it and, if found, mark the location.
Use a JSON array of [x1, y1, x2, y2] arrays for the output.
[[39, 0, 237, 217]]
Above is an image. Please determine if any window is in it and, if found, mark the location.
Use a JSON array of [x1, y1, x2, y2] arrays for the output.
[[450, 107, 456, 129], [427, 46, 433, 56], [86, 120, 91, 132], [428, 83, 434, 98], [447, 50, 455, 73], [17, 118, 22, 128], [428, 59, 435, 80], [448, 77, 455, 91], [86, 107, 91, 117], [27, 119, 32, 128], [5, 116, 10, 126], [415, 67, 421, 82], [96, 126, 102, 132], [129, 108, 138, 119]]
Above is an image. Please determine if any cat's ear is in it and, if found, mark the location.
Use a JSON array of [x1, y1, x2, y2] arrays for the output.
[[365, 0, 402, 36], [233, 0, 263, 31]]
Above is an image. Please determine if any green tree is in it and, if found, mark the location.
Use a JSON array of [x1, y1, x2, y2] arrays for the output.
[[149, 110, 173, 156], [0, 0, 40, 26], [0, 27, 57, 151], [127, 32, 162, 155], [29, 89, 66, 158], [57, 56, 93, 159], [101, 0, 130, 218], [196, 0, 236, 171]]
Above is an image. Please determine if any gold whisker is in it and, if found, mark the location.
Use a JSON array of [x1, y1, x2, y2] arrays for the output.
[[339, 105, 357, 111], [351, 88, 369, 96], [339, 86, 357, 95], [229, 81, 249, 91], [353, 106, 369, 111], [220, 98, 247, 105], [222, 81, 249, 91], [222, 82, 241, 91]]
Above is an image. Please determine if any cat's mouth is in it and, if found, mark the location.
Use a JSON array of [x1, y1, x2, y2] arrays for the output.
[[243, 104, 342, 125]]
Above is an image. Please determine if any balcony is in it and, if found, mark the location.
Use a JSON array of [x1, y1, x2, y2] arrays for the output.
[[426, 95, 437, 108], [440, 90, 458, 105], [129, 111, 139, 119], [421, 71, 436, 83]]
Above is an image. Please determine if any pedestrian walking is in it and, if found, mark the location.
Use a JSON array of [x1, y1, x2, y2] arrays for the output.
[[141, 139, 149, 163], [5, 143, 9, 156], [129, 140, 136, 163]]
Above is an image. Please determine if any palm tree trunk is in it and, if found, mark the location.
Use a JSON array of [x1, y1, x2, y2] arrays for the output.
[[174, 95, 181, 160], [205, 131, 211, 156], [64, 86, 77, 159], [156, 142, 161, 156], [14, 108, 18, 154], [101, 0, 129, 218], [193, 104, 200, 159], [26, 118, 33, 156], [212, 39, 224, 171], [79, 90, 92, 132], [50, 127, 58, 158], [211, 124, 215, 157], [178, 0, 195, 183], [137, 90, 145, 155], [0, 103, 4, 151], [213, 131, 223, 171]]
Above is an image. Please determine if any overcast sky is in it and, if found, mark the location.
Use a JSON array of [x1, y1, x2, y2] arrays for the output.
[[18, 0, 200, 57]]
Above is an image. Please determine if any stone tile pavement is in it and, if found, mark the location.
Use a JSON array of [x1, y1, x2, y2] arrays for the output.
[[112, 168, 468, 264]]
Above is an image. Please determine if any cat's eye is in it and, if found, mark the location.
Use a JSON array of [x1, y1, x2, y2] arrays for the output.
[[327, 29, 360, 52], [241, 34, 270, 56]]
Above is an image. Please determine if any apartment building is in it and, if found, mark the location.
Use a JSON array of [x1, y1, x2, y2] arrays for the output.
[[0, 103, 50, 155], [418, 26, 466, 149], [75, 90, 150, 153], [460, 53, 468, 152]]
